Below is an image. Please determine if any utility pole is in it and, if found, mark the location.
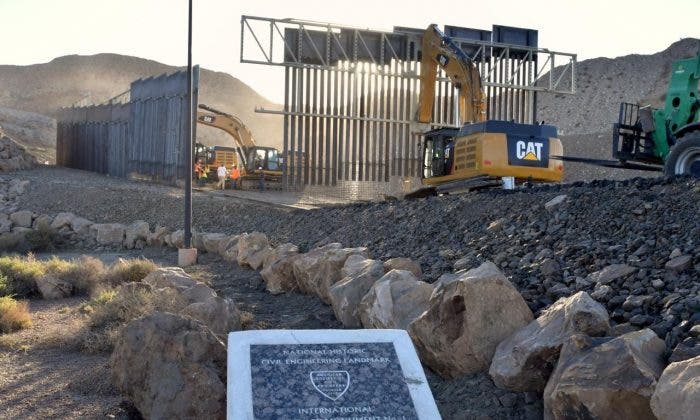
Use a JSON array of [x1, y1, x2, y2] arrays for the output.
[[179, 0, 197, 266]]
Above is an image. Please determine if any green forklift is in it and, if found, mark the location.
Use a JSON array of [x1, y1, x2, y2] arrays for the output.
[[563, 49, 700, 176]]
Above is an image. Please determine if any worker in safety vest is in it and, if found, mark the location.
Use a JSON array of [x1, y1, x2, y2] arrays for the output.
[[194, 160, 205, 185], [230, 165, 241, 190]]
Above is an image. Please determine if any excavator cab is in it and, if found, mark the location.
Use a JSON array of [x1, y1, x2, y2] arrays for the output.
[[423, 129, 458, 178], [245, 146, 281, 174]]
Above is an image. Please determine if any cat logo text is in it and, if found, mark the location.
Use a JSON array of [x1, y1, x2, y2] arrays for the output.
[[507, 135, 549, 168], [516, 141, 544, 161]]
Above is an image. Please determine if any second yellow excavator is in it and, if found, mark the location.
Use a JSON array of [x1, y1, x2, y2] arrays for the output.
[[195, 104, 283, 188], [413, 24, 564, 195]]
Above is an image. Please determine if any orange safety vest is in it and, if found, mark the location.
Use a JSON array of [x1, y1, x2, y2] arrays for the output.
[[230, 168, 241, 180]]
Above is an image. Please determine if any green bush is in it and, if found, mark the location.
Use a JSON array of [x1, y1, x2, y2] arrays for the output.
[[0, 254, 46, 297], [105, 258, 156, 286]]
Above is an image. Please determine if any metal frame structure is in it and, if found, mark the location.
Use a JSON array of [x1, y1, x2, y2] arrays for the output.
[[240, 16, 576, 193]]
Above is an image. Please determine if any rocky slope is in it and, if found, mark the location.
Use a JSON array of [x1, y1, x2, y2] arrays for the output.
[[0, 107, 55, 163], [0, 127, 38, 171], [538, 38, 699, 136], [0, 53, 283, 154]]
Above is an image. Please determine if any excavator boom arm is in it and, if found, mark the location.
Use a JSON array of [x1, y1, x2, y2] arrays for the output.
[[416, 25, 486, 125], [196, 104, 257, 148]]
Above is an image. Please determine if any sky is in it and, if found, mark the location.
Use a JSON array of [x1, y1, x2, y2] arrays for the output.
[[1, 0, 698, 104]]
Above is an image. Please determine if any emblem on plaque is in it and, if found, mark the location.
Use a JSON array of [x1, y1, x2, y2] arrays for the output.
[[309, 370, 350, 401]]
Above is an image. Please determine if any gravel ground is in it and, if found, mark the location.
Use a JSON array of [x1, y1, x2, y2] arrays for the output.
[[2, 248, 534, 419], [5, 166, 700, 417]]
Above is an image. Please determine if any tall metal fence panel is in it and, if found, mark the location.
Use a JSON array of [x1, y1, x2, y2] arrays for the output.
[[56, 68, 199, 184], [240, 16, 576, 203]]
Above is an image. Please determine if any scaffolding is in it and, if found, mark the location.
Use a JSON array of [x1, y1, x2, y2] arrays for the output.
[[240, 16, 576, 202]]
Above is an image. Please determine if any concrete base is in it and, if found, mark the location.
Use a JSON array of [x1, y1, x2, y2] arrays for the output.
[[178, 247, 198, 267]]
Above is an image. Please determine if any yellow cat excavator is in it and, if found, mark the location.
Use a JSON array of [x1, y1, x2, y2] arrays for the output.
[[195, 104, 282, 188], [413, 24, 564, 195]]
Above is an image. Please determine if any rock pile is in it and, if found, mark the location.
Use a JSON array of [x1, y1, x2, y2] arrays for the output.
[[0, 126, 37, 172], [6, 171, 698, 419]]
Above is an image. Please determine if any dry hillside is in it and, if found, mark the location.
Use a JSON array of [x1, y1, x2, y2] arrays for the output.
[[1, 39, 698, 172], [0, 53, 283, 157], [537, 38, 699, 136]]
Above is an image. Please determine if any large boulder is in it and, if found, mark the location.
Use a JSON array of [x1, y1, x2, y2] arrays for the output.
[[383, 257, 422, 278], [219, 235, 242, 262], [329, 255, 385, 327], [358, 269, 433, 330], [408, 261, 533, 378], [147, 226, 169, 247], [69, 216, 93, 236], [292, 243, 342, 293], [182, 296, 242, 336], [124, 220, 149, 249], [93, 223, 126, 246], [544, 329, 665, 420], [142, 267, 197, 290], [293, 244, 369, 303], [35, 275, 73, 299], [169, 229, 185, 248], [9, 210, 32, 228], [236, 232, 271, 270], [651, 355, 700, 420], [110, 312, 226, 420], [201, 233, 230, 254], [50, 212, 75, 229], [490, 291, 610, 391], [260, 243, 300, 294]]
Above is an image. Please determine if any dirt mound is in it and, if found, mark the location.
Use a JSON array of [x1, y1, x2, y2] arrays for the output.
[[0, 127, 38, 172], [538, 38, 699, 136]]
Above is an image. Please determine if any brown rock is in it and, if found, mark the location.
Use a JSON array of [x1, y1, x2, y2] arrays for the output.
[[489, 291, 610, 391], [544, 329, 665, 420], [142, 267, 197, 290], [110, 312, 226, 420], [383, 257, 422, 278], [182, 296, 241, 336], [651, 355, 700, 420], [358, 269, 433, 330], [236, 232, 271, 270], [408, 261, 533, 378], [35, 275, 73, 299], [293, 243, 368, 303], [260, 243, 300, 294], [329, 255, 385, 327]]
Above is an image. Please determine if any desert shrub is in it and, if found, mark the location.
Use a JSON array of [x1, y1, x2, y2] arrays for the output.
[[0, 232, 23, 252], [43, 256, 74, 276], [78, 285, 185, 353], [105, 258, 156, 286], [58, 256, 107, 296], [240, 310, 255, 330], [0, 254, 46, 296], [0, 296, 32, 333], [0, 273, 9, 297], [25, 221, 57, 251]]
